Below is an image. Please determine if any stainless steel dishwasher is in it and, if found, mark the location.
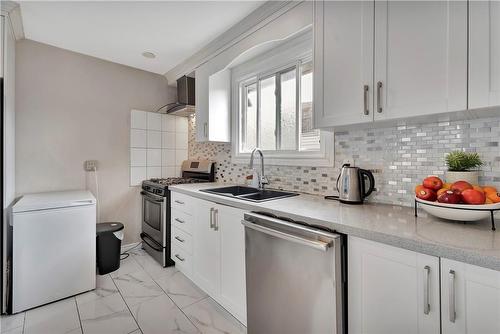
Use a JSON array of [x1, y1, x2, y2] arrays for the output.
[[243, 212, 346, 334]]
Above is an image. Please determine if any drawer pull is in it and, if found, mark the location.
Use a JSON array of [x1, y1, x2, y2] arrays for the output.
[[175, 236, 185, 243], [175, 254, 185, 262], [174, 200, 185, 205], [174, 218, 185, 224]]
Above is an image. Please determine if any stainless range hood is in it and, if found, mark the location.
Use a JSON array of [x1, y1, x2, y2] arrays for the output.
[[166, 76, 195, 116]]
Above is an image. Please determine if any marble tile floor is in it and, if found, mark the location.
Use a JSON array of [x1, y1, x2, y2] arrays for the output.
[[1, 247, 246, 334]]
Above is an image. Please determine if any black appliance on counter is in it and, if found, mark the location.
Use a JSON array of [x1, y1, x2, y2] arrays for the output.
[[140, 160, 214, 267]]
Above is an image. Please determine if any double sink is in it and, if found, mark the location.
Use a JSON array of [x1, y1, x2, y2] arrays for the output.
[[200, 186, 298, 202]]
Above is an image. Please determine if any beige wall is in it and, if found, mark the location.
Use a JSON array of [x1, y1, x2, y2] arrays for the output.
[[15, 39, 175, 243]]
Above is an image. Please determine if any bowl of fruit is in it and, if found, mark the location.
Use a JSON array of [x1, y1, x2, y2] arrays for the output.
[[415, 176, 500, 222]]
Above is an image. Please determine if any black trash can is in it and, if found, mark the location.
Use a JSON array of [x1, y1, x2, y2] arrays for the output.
[[96, 222, 124, 275]]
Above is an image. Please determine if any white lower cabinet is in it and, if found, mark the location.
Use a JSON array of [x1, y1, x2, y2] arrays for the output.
[[441, 258, 500, 334], [348, 236, 440, 334], [172, 194, 247, 325]]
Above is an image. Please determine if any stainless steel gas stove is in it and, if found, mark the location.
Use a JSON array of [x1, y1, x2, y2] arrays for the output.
[[140, 160, 214, 266]]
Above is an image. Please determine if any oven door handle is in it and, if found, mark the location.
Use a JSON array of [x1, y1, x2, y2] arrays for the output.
[[140, 233, 163, 252], [140, 191, 164, 203]]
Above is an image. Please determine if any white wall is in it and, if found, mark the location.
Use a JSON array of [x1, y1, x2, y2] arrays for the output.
[[2, 13, 16, 211], [15, 39, 176, 243]]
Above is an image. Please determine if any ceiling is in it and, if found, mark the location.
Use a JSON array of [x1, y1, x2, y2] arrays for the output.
[[20, 1, 263, 75]]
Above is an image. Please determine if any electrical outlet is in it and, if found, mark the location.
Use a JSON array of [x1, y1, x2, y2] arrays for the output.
[[342, 157, 355, 166], [84, 160, 98, 171]]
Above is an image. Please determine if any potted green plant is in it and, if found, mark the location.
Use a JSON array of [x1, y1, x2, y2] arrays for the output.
[[445, 151, 483, 185]]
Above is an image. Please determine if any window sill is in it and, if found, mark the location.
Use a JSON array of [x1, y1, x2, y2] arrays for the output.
[[231, 132, 334, 167]]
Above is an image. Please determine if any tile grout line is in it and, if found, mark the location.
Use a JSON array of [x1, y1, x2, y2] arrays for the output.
[[73, 297, 84, 334], [152, 273, 204, 333], [109, 271, 143, 334], [128, 250, 202, 333]]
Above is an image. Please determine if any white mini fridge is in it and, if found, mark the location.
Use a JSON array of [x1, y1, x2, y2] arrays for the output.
[[11, 190, 96, 313]]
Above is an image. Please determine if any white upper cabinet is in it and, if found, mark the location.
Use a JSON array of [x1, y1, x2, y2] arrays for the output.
[[195, 64, 231, 143], [441, 258, 500, 334], [374, 0, 467, 121], [468, 1, 500, 109], [314, 0, 468, 128], [349, 236, 440, 334], [313, 1, 374, 127]]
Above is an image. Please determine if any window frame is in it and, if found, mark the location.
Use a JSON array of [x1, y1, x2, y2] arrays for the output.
[[230, 31, 334, 167]]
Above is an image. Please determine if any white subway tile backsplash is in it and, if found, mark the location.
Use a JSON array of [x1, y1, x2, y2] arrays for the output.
[[147, 112, 162, 131], [130, 129, 147, 148], [162, 114, 176, 132], [147, 149, 162, 167], [175, 149, 188, 166], [162, 149, 176, 167], [175, 132, 188, 150], [175, 117, 188, 133], [131, 110, 147, 129], [130, 148, 147, 167], [147, 131, 162, 149], [162, 167, 179, 178], [130, 167, 146, 186], [130, 110, 191, 186], [147, 167, 162, 179], [162, 132, 175, 149]]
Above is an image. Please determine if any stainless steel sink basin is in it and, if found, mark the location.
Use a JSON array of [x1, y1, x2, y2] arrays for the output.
[[200, 186, 298, 202]]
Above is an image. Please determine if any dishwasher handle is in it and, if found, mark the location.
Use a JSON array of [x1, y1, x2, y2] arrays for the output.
[[242, 220, 333, 252]]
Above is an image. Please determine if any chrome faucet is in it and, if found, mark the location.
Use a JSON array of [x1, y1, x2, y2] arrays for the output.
[[249, 148, 269, 190]]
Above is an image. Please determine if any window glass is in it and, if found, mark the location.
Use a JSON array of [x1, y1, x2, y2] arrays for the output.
[[259, 76, 277, 151], [240, 83, 257, 152], [300, 60, 320, 151], [279, 68, 297, 150]]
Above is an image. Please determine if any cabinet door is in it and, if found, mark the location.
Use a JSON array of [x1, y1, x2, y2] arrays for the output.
[[313, 0, 374, 128], [348, 236, 440, 334], [216, 205, 247, 325], [374, 1, 467, 120], [441, 258, 500, 334], [469, 1, 500, 109], [192, 199, 220, 296], [195, 67, 209, 142]]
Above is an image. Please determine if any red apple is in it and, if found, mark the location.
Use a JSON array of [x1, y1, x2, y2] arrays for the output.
[[423, 176, 444, 191], [461, 189, 486, 205], [416, 188, 437, 202], [437, 190, 462, 204], [451, 181, 473, 193]]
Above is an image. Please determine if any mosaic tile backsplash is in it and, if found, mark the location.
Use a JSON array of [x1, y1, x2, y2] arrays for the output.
[[188, 115, 500, 207]]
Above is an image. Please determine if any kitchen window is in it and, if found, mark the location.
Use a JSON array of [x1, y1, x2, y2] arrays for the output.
[[239, 59, 320, 154], [233, 51, 333, 167]]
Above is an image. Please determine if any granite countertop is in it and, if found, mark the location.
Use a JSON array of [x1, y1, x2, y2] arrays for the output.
[[170, 183, 500, 271]]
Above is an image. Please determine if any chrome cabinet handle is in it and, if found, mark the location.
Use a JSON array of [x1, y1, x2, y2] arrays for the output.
[[174, 218, 185, 224], [449, 270, 456, 323], [175, 254, 185, 262], [213, 209, 219, 231], [423, 266, 430, 315], [204, 123, 208, 138], [377, 81, 383, 113], [174, 200, 184, 205], [209, 208, 214, 229], [363, 85, 369, 115], [175, 236, 185, 243]]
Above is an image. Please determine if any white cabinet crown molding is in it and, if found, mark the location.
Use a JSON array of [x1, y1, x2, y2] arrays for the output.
[[1, 1, 25, 40], [164, 1, 303, 84]]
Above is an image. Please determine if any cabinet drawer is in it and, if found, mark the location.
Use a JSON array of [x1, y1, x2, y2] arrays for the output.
[[171, 192, 194, 214], [172, 226, 193, 254], [171, 245, 192, 278], [171, 209, 193, 235]]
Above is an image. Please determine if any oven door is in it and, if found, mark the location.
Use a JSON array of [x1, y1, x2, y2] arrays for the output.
[[141, 191, 166, 248]]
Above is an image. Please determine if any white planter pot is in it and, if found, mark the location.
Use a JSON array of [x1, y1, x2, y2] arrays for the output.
[[445, 171, 479, 185]]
